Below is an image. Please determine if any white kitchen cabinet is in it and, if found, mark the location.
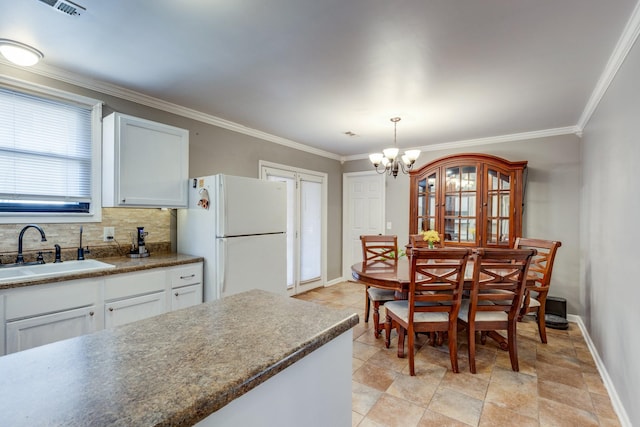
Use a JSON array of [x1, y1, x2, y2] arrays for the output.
[[0, 295, 5, 355], [171, 284, 202, 311], [105, 292, 166, 328], [1, 262, 202, 355], [102, 112, 189, 208], [104, 269, 168, 328], [6, 306, 99, 354], [3, 278, 102, 355], [104, 269, 167, 301], [169, 263, 203, 310]]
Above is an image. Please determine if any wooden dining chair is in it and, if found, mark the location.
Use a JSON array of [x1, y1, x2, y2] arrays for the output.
[[514, 237, 562, 343], [458, 248, 535, 374], [360, 235, 398, 338], [384, 247, 472, 375]]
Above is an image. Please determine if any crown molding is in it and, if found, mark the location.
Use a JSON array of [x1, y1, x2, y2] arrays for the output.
[[577, 0, 640, 130], [0, 59, 342, 161], [342, 126, 581, 162], [3, 2, 634, 167]]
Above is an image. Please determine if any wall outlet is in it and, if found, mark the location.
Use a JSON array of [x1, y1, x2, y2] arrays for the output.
[[103, 227, 115, 242]]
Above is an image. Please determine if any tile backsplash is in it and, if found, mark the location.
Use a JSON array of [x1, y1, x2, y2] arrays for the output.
[[0, 208, 174, 263]]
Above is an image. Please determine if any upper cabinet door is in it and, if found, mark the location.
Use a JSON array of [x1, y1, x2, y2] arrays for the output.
[[484, 164, 516, 247], [102, 113, 189, 208], [410, 154, 526, 248], [415, 169, 439, 235], [442, 162, 480, 246]]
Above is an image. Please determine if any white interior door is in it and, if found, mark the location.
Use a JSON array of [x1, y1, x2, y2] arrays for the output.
[[261, 163, 326, 296], [342, 172, 385, 280]]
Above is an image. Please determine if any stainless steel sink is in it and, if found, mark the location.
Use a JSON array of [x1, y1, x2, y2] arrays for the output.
[[0, 259, 115, 283]]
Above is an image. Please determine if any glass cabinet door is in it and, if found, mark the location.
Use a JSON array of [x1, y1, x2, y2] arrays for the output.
[[485, 167, 512, 246], [443, 165, 477, 244], [410, 154, 526, 248], [416, 172, 437, 233]]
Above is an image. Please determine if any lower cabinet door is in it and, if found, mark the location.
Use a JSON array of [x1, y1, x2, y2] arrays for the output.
[[5, 305, 99, 354], [105, 291, 166, 329], [171, 284, 203, 311]]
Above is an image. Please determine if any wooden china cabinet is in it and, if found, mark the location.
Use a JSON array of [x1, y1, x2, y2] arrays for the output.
[[409, 153, 527, 248]]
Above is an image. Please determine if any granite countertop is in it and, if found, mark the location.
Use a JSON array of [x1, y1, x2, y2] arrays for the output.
[[0, 253, 203, 290], [0, 289, 359, 426]]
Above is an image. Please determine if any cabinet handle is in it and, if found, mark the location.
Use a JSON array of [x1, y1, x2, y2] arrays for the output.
[[109, 307, 114, 312], [180, 274, 195, 279], [89, 311, 94, 316], [175, 292, 179, 297]]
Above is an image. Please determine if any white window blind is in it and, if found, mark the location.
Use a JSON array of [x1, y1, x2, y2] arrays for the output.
[[0, 86, 93, 210]]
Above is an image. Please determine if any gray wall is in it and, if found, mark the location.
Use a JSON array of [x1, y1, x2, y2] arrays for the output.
[[344, 134, 581, 314], [581, 30, 640, 425], [0, 64, 344, 281], [185, 123, 344, 281]]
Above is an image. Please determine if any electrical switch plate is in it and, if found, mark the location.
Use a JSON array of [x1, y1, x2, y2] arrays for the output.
[[386, 222, 392, 230], [103, 227, 115, 242]]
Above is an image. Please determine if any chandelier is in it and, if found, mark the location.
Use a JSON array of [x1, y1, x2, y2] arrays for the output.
[[369, 117, 420, 178]]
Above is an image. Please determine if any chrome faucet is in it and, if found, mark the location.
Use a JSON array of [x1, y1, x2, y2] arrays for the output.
[[16, 224, 47, 264]]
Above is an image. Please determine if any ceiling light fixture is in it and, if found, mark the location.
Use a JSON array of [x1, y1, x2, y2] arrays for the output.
[[369, 117, 420, 178], [0, 39, 44, 67]]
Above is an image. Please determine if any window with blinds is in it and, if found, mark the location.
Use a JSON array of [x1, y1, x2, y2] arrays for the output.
[[0, 85, 99, 214]]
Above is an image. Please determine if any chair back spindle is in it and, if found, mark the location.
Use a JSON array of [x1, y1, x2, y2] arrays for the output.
[[385, 247, 472, 375], [358, 235, 398, 338], [460, 247, 536, 373], [514, 237, 562, 342]]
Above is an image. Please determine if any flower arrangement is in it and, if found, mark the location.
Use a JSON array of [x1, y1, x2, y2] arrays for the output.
[[421, 230, 440, 249]]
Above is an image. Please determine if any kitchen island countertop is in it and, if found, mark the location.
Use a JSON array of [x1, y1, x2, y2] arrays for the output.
[[0, 289, 358, 426]]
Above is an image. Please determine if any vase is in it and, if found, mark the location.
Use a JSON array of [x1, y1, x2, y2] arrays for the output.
[[428, 242, 435, 249]]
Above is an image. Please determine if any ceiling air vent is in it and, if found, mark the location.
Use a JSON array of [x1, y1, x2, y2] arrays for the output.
[[37, 0, 86, 16]]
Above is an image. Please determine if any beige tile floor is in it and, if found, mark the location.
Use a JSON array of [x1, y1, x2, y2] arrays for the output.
[[294, 281, 621, 427]]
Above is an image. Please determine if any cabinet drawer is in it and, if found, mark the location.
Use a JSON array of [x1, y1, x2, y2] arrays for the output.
[[105, 291, 166, 328], [171, 284, 202, 311], [170, 264, 202, 288], [6, 305, 99, 354], [104, 269, 166, 300], [5, 279, 101, 321]]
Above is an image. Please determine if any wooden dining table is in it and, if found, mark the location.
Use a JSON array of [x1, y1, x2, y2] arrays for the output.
[[351, 257, 517, 351]]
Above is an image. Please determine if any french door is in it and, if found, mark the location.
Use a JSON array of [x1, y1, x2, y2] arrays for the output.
[[260, 162, 326, 295]]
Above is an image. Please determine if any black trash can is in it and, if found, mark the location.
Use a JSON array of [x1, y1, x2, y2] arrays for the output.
[[545, 296, 569, 330]]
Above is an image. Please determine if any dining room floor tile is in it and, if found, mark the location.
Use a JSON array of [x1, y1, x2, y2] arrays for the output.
[[294, 281, 622, 427]]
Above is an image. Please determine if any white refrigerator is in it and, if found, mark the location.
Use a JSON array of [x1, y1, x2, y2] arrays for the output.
[[177, 174, 287, 301]]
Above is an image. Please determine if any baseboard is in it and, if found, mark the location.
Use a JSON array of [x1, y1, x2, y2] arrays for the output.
[[570, 314, 631, 427], [325, 277, 346, 287], [323, 283, 632, 424]]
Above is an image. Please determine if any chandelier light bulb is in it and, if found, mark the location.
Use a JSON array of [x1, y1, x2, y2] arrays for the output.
[[383, 147, 399, 160], [404, 149, 421, 162], [369, 153, 384, 166]]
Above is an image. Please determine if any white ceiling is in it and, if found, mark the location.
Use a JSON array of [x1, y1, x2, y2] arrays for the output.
[[1, 0, 638, 159]]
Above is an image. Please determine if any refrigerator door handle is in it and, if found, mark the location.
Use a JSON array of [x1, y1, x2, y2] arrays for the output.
[[217, 176, 227, 237], [217, 238, 226, 298]]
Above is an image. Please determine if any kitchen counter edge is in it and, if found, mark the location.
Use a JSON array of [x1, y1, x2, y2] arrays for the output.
[[0, 253, 204, 290], [0, 289, 359, 426]]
